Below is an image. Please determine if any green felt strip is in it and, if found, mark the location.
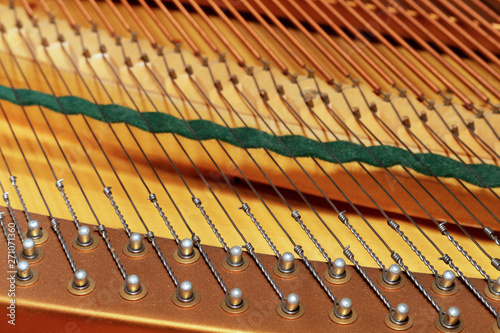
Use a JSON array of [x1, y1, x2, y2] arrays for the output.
[[0, 85, 498, 188]]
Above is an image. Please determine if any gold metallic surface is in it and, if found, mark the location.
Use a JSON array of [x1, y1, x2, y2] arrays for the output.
[[15, 269, 39, 287], [24, 229, 49, 245], [72, 235, 100, 252], [384, 314, 414, 331], [431, 279, 459, 296], [329, 308, 358, 325], [434, 317, 465, 333], [173, 248, 200, 264], [272, 262, 300, 279], [220, 296, 249, 314], [323, 267, 352, 285], [18, 248, 45, 265], [172, 290, 201, 308], [122, 242, 151, 259], [67, 277, 96, 296], [377, 272, 406, 290], [222, 256, 249, 272]]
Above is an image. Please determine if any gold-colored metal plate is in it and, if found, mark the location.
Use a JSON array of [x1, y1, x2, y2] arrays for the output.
[[72, 235, 100, 252], [329, 308, 358, 325], [24, 229, 49, 245], [119, 284, 148, 301], [18, 247, 45, 265], [15, 269, 39, 287], [172, 290, 201, 308], [67, 277, 96, 296], [377, 272, 406, 290], [222, 256, 249, 272], [384, 314, 414, 331], [431, 279, 459, 296], [276, 302, 305, 320], [492, 322, 500, 333], [272, 262, 300, 279], [434, 318, 465, 333], [323, 267, 352, 285], [173, 247, 200, 264], [220, 296, 249, 314], [123, 242, 151, 259]]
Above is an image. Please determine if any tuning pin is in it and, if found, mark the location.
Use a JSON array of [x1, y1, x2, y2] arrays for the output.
[[484, 276, 500, 301], [73, 225, 99, 251], [67, 269, 96, 296], [223, 246, 248, 272], [120, 274, 147, 301], [435, 306, 463, 332], [432, 270, 458, 295], [19, 238, 44, 264], [385, 303, 413, 330], [123, 232, 149, 258], [324, 258, 351, 284], [173, 238, 200, 264], [277, 293, 304, 319], [379, 264, 405, 289], [330, 298, 357, 324], [274, 252, 300, 278], [15, 260, 39, 286], [221, 288, 249, 314], [26, 220, 48, 244], [172, 280, 200, 307]]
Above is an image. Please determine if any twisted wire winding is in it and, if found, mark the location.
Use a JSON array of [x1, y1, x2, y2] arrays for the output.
[[392, 252, 444, 314], [50, 219, 77, 272], [56, 179, 81, 229], [147, 231, 178, 286], [97, 224, 127, 280], [240, 203, 280, 258], [10, 176, 30, 222], [484, 227, 500, 247], [388, 219, 438, 275], [344, 246, 392, 310], [292, 209, 331, 263], [149, 193, 179, 244], [446, 258, 498, 318], [339, 211, 385, 269], [245, 242, 283, 299], [104, 186, 130, 237], [192, 197, 229, 252], [294, 245, 337, 304], [193, 235, 228, 294]]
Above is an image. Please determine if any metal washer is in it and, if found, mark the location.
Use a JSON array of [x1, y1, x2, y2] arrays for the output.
[[377, 273, 406, 290], [72, 236, 100, 252], [272, 262, 300, 279], [221, 296, 249, 314], [67, 277, 96, 296], [15, 269, 39, 287], [384, 314, 413, 331], [222, 256, 249, 272], [323, 267, 351, 285], [18, 248, 45, 265], [119, 284, 148, 301], [172, 290, 201, 308], [122, 242, 150, 259], [434, 317, 464, 333], [24, 230, 49, 245], [431, 279, 459, 296], [330, 308, 358, 325], [173, 248, 200, 265]]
